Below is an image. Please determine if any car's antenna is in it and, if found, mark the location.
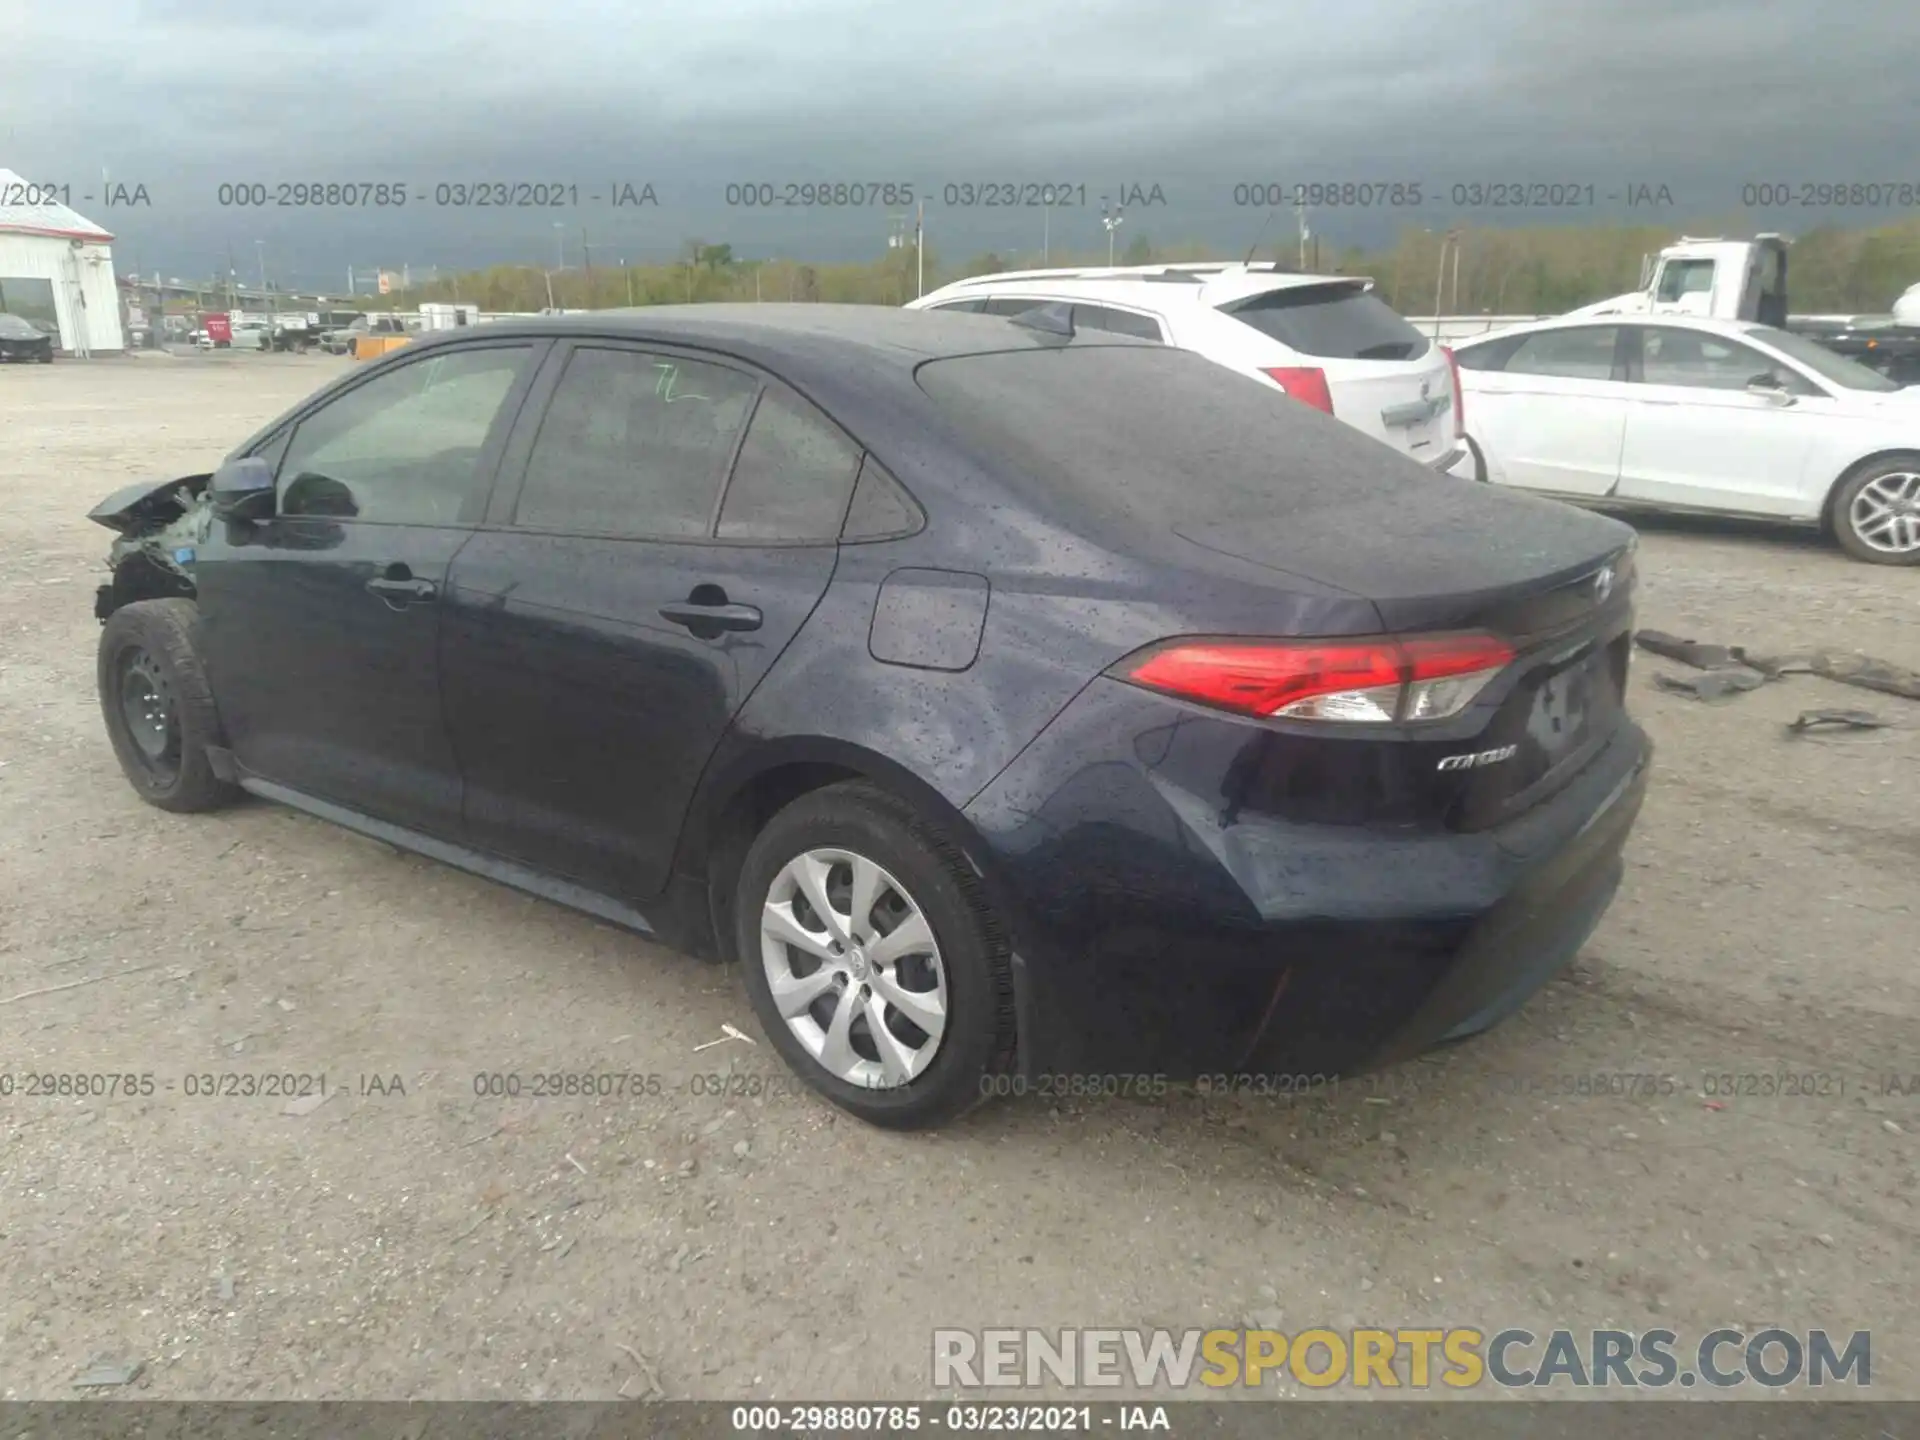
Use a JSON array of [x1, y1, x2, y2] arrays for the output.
[[1008, 302, 1074, 340], [1243, 206, 1281, 265]]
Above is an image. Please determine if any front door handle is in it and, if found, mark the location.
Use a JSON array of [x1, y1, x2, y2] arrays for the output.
[[659, 600, 762, 633]]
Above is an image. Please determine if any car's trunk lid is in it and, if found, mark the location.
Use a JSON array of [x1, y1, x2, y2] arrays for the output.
[[916, 342, 1639, 822]]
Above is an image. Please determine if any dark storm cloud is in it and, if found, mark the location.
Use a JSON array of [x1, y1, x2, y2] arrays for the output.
[[7, 0, 1917, 285]]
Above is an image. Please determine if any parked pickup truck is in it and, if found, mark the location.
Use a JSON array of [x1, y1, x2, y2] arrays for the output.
[[318, 313, 413, 355], [1568, 236, 1920, 384]]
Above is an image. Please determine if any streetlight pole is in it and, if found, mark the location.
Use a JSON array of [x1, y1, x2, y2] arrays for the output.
[[255, 241, 266, 300], [1101, 197, 1124, 267]]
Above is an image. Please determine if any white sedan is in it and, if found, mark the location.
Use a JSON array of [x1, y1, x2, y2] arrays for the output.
[[1450, 314, 1920, 564]]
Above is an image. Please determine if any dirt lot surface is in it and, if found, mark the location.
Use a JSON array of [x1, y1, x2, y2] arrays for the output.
[[1, 353, 1914, 1402]]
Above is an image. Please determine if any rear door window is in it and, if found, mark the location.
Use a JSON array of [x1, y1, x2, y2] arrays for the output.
[[1452, 333, 1527, 371], [1502, 327, 1622, 381], [1220, 285, 1431, 361], [840, 456, 923, 541], [716, 387, 863, 542], [511, 347, 759, 537], [928, 298, 987, 313]]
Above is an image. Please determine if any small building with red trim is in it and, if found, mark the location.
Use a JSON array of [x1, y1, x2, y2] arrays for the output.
[[0, 168, 125, 354]]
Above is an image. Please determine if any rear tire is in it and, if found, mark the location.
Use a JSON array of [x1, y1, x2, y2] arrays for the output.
[[732, 781, 1016, 1130], [1830, 455, 1920, 565], [97, 599, 239, 812]]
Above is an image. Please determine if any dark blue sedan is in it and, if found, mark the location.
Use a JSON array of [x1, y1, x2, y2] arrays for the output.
[[88, 304, 1648, 1128]]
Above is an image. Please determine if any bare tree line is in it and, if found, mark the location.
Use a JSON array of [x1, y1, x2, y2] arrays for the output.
[[368, 217, 1920, 317]]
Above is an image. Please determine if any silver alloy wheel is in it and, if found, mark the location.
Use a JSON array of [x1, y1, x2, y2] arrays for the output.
[[1847, 470, 1920, 555], [759, 847, 948, 1089]]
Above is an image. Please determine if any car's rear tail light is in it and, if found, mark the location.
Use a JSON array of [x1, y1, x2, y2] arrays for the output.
[[1262, 366, 1334, 415], [1116, 633, 1514, 723], [1442, 345, 1464, 438]]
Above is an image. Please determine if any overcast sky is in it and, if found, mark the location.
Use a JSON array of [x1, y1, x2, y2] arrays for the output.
[[4, 0, 1918, 288]]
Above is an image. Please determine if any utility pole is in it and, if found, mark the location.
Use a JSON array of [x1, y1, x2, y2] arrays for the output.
[[552, 222, 565, 272], [256, 241, 266, 299], [624, 258, 634, 306], [915, 200, 924, 298], [1296, 203, 1309, 270], [582, 228, 594, 306]]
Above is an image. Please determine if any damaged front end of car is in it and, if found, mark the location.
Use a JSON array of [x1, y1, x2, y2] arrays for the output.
[[89, 474, 216, 622]]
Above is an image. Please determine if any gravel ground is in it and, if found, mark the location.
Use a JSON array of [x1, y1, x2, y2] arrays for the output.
[[1, 352, 1915, 1402]]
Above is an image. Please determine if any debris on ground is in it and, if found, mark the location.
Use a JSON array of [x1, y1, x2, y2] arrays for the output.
[[1, 961, 166, 1007], [692, 1022, 758, 1053], [617, 1342, 665, 1401], [1635, 631, 1758, 671], [1654, 669, 1767, 701], [281, 1089, 333, 1118], [73, 1359, 144, 1389], [1788, 709, 1890, 735], [1637, 630, 1920, 706]]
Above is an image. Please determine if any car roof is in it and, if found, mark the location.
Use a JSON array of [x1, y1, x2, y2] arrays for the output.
[[231, 303, 1158, 480], [439, 303, 1152, 369], [924, 267, 1371, 310], [1456, 313, 1773, 347]]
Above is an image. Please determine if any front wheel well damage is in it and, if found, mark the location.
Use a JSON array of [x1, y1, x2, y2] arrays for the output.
[[97, 551, 196, 621]]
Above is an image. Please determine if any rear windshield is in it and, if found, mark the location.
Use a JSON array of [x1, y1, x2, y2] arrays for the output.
[[1221, 285, 1431, 362], [915, 344, 1400, 531]]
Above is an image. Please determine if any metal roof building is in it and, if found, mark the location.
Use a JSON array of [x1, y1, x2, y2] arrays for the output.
[[0, 169, 125, 355]]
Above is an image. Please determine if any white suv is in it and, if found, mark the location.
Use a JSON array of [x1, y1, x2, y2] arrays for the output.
[[908, 263, 1464, 469]]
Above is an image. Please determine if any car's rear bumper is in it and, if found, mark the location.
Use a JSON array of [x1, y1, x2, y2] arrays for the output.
[[962, 677, 1650, 1082]]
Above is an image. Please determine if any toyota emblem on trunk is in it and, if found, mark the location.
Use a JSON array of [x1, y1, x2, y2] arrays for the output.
[[1592, 565, 1615, 603]]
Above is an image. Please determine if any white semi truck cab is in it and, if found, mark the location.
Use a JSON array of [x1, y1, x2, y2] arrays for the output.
[[1567, 235, 1791, 325]]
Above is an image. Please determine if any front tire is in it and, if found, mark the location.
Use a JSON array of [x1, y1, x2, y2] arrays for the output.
[[1831, 455, 1920, 565], [732, 782, 1016, 1129], [97, 599, 239, 812]]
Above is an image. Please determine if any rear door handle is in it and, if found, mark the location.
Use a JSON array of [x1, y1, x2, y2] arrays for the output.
[[659, 601, 762, 632], [366, 575, 438, 603]]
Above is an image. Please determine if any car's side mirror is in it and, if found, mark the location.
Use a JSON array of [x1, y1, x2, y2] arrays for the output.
[[209, 455, 277, 523], [1746, 373, 1797, 406]]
